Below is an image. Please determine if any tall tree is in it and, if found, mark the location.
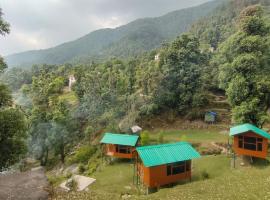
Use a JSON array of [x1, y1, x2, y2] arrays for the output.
[[0, 8, 27, 169], [155, 34, 208, 113], [218, 5, 270, 127]]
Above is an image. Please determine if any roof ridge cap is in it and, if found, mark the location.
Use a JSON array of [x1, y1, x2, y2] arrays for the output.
[[105, 133, 138, 137], [137, 142, 189, 150]]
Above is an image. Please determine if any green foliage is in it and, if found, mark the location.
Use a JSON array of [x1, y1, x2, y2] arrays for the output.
[[0, 8, 10, 36], [0, 84, 12, 107], [201, 169, 210, 180], [0, 11, 28, 169], [0, 108, 27, 168], [78, 163, 86, 174], [27, 65, 79, 165], [140, 131, 150, 146], [0, 8, 9, 72], [158, 132, 164, 144], [68, 145, 97, 164], [218, 5, 270, 127], [0, 68, 32, 90], [154, 34, 208, 113]]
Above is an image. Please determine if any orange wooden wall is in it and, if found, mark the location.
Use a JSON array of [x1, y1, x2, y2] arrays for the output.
[[233, 132, 268, 158], [138, 160, 191, 188], [104, 144, 134, 159]]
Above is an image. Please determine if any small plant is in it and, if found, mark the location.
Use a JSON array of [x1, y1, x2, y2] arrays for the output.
[[201, 169, 209, 180], [47, 175, 65, 186], [68, 145, 97, 164], [84, 125, 94, 140], [78, 163, 86, 174], [65, 172, 72, 179], [140, 131, 150, 145], [66, 178, 78, 191], [158, 132, 164, 144], [180, 134, 187, 142]]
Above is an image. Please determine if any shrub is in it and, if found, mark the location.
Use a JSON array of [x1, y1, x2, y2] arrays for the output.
[[78, 163, 86, 174], [201, 170, 209, 180], [84, 125, 94, 140], [180, 135, 187, 142], [158, 132, 164, 144], [68, 145, 97, 164], [140, 131, 150, 146]]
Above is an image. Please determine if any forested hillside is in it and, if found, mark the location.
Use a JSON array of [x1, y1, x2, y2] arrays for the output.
[[5, 0, 224, 68], [1, 0, 270, 170]]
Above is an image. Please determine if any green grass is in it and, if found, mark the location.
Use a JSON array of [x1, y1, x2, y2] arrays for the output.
[[91, 161, 138, 196], [149, 128, 229, 144], [147, 156, 270, 200], [53, 155, 270, 199], [52, 128, 270, 200]]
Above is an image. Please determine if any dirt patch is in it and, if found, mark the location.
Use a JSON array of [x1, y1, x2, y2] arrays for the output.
[[0, 167, 49, 200]]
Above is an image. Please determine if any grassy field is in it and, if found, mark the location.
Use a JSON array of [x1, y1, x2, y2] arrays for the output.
[[53, 155, 270, 199], [148, 128, 229, 144], [52, 127, 270, 200]]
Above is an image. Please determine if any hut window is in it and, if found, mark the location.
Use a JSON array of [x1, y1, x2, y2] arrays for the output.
[[238, 136, 263, 151], [116, 145, 131, 154], [238, 136, 243, 148], [257, 143, 262, 151], [167, 165, 172, 176], [167, 161, 186, 176], [186, 161, 191, 171]]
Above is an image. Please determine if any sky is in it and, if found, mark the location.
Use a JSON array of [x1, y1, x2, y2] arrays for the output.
[[0, 0, 211, 56]]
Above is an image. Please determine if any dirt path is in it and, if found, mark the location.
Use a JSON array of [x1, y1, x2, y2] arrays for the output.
[[211, 142, 227, 154], [0, 167, 49, 200]]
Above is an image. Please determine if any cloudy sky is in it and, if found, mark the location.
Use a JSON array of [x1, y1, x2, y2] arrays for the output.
[[0, 0, 211, 56]]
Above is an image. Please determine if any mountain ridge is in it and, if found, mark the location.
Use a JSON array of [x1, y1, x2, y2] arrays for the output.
[[5, 0, 225, 67]]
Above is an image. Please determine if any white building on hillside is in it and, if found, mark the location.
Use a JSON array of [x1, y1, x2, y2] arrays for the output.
[[68, 75, 76, 91]]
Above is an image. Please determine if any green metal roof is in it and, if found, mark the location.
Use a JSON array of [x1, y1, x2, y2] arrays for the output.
[[100, 133, 139, 146], [230, 123, 270, 139], [136, 142, 200, 167]]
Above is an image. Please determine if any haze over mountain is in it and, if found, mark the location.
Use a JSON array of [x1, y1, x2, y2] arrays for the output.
[[5, 0, 224, 68]]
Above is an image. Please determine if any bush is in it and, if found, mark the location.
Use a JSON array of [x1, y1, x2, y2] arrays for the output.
[[47, 175, 65, 186], [201, 170, 209, 180], [84, 125, 94, 140], [180, 135, 187, 142], [158, 132, 164, 144], [68, 145, 97, 164], [78, 163, 86, 174], [140, 131, 150, 146]]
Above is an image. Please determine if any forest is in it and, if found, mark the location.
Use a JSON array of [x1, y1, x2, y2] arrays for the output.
[[0, 0, 270, 177]]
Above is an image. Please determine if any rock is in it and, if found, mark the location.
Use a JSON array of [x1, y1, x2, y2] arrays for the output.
[[124, 186, 131, 190], [31, 166, 44, 172], [60, 179, 71, 192], [122, 194, 132, 199], [73, 175, 96, 191], [63, 164, 79, 176], [59, 175, 96, 192]]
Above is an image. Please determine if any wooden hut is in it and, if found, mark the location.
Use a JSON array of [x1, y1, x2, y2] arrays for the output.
[[204, 111, 217, 123], [230, 123, 270, 159], [100, 133, 139, 159], [134, 142, 200, 189]]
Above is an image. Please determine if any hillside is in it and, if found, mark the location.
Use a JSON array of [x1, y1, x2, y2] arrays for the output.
[[190, 0, 270, 49], [5, 0, 224, 67]]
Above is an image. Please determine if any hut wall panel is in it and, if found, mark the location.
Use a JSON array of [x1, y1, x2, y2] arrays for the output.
[[105, 144, 134, 159], [141, 161, 191, 188], [233, 132, 268, 158]]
